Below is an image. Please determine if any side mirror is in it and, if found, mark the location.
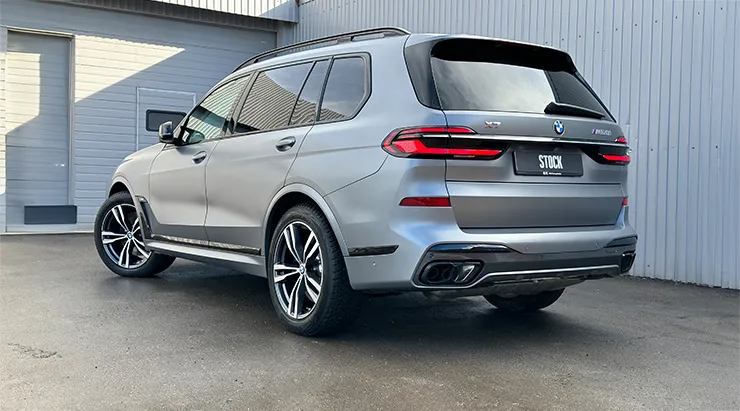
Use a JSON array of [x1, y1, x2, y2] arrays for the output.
[[158, 121, 175, 144]]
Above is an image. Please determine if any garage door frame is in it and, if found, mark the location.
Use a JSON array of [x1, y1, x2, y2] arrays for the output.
[[5, 26, 76, 215]]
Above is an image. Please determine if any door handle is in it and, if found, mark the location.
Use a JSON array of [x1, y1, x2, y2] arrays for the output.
[[192, 150, 207, 164], [275, 136, 296, 152]]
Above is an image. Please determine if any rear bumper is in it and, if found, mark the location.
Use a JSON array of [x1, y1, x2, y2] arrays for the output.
[[342, 212, 637, 292], [345, 241, 635, 292], [412, 242, 635, 289]]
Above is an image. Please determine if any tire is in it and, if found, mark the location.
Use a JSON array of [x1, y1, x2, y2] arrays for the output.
[[267, 204, 363, 336], [94, 192, 175, 278], [483, 289, 565, 312]]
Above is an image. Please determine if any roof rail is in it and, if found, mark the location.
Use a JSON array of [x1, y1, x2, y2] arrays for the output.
[[232, 27, 411, 72]]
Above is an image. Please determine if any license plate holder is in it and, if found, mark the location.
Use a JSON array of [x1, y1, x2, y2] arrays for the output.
[[514, 151, 583, 177]]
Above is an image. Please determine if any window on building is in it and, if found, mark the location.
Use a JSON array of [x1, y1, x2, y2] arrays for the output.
[[318, 57, 367, 122], [181, 75, 249, 144], [146, 110, 186, 132], [289, 60, 330, 126], [235, 63, 313, 134]]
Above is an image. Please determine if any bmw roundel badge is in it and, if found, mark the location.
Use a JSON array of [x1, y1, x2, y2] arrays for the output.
[[553, 120, 565, 135]]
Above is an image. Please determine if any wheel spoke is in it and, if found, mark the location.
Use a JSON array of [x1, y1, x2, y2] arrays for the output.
[[305, 275, 321, 303], [102, 231, 127, 244], [118, 240, 131, 268], [305, 276, 320, 303], [273, 264, 300, 283], [131, 238, 150, 258], [283, 224, 302, 264], [111, 205, 130, 232], [132, 218, 141, 232], [287, 275, 304, 318], [303, 232, 319, 262]]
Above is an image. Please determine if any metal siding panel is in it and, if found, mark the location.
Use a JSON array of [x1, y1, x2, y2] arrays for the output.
[[730, 0, 740, 290], [1, 0, 276, 228], [0, 23, 6, 232], [664, 0, 680, 284], [43, 0, 286, 27], [144, 0, 297, 20]]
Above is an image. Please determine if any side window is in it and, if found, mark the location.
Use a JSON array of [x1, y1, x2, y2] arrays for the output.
[[235, 63, 313, 134], [181, 76, 249, 144], [318, 57, 367, 122], [289, 60, 330, 126]]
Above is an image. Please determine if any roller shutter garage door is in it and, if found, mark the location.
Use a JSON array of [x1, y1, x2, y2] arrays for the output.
[[5, 31, 73, 228]]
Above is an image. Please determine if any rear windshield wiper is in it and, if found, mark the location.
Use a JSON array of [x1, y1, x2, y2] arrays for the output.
[[544, 102, 605, 119]]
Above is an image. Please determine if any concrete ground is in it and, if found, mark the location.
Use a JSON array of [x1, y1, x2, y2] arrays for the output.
[[0, 234, 738, 411]]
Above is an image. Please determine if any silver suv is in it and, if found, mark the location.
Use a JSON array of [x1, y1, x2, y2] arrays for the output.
[[94, 28, 637, 336]]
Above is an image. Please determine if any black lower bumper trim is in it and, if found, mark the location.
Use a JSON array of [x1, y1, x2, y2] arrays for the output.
[[348, 245, 399, 257]]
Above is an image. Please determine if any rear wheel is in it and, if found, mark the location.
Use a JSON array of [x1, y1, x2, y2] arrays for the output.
[[94, 192, 175, 278], [483, 289, 565, 312], [267, 204, 363, 336]]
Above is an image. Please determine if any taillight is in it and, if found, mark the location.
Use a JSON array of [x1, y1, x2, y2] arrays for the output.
[[616, 136, 628, 144], [583, 144, 631, 165], [622, 197, 629, 206], [600, 154, 631, 164], [382, 126, 507, 160]]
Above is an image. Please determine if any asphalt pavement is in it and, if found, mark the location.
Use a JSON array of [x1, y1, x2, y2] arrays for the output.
[[1, 234, 738, 411]]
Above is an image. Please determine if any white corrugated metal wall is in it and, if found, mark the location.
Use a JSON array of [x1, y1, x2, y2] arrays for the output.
[[284, 0, 740, 289], [146, 0, 299, 22]]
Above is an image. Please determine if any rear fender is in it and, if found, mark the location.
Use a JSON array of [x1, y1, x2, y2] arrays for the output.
[[262, 184, 349, 257]]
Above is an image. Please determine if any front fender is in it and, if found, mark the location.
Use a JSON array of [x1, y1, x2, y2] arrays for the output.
[[262, 183, 349, 257]]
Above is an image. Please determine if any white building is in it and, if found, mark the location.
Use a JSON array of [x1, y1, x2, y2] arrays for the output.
[[1, 0, 737, 289]]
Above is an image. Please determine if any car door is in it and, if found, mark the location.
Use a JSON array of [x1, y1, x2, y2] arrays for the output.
[[204, 60, 329, 251], [147, 76, 250, 242]]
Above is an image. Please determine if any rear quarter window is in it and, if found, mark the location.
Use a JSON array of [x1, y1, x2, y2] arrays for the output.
[[318, 56, 368, 122]]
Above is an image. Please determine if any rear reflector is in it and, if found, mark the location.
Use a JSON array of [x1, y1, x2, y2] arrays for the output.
[[399, 197, 451, 207], [382, 126, 506, 160]]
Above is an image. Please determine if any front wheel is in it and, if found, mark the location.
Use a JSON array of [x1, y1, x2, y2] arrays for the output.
[[483, 289, 565, 312], [94, 192, 175, 278], [267, 204, 363, 336]]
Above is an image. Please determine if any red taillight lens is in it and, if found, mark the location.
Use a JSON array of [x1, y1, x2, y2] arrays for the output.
[[399, 197, 451, 207], [600, 154, 631, 164], [616, 136, 628, 144], [382, 126, 506, 160], [622, 197, 629, 206]]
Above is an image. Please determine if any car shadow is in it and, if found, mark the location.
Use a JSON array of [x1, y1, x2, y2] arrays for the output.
[[96, 260, 623, 357]]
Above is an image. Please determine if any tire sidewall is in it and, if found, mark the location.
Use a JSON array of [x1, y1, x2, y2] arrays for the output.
[[267, 206, 340, 332], [94, 192, 164, 278]]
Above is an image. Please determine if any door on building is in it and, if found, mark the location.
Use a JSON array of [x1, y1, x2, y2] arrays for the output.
[[136, 88, 195, 150], [5, 31, 72, 230], [147, 76, 250, 242]]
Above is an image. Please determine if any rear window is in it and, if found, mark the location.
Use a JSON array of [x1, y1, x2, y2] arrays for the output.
[[235, 62, 312, 134], [426, 40, 610, 118]]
